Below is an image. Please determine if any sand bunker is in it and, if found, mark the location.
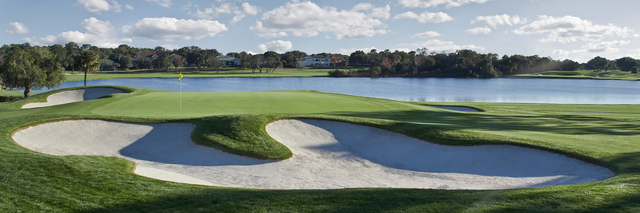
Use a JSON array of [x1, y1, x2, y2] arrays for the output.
[[12, 119, 613, 189], [21, 88, 123, 109], [427, 105, 481, 112]]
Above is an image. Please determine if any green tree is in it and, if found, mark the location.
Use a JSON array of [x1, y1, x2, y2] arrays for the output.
[[0, 44, 65, 97], [281, 50, 308, 68], [64, 42, 80, 73], [154, 52, 173, 73], [263, 51, 282, 72], [632, 66, 639, 76], [75, 50, 100, 86], [587, 56, 609, 71], [349, 50, 368, 66], [615, 57, 640, 71], [139, 59, 153, 70], [249, 54, 263, 73], [119, 57, 132, 70], [559, 59, 581, 71], [171, 55, 186, 71]]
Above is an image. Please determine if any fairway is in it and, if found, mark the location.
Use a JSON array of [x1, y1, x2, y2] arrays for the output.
[[1, 86, 640, 212]]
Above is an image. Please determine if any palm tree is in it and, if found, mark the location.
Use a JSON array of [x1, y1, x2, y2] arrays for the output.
[[76, 50, 100, 86]]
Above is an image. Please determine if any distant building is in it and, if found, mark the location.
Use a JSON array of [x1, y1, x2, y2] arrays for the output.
[[131, 51, 159, 65], [300, 56, 330, 67], [216, 55, 241, 66], [100, 59, 120, 71]]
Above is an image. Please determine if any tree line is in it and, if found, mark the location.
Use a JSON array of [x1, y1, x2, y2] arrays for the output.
[[332, 48, 640, 78], [2, 42, 640, 97]]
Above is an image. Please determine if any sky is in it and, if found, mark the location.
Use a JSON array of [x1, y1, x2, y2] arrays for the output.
[[1, 0, 639, 63]]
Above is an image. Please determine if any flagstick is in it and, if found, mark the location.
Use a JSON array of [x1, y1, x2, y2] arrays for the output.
[[180, 80, 182, 111]]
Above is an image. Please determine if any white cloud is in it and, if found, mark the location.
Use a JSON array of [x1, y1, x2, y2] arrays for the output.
[[397, 0, 490, 8], [162, 44, 180, 50], [122, 17, 228, 41], [241, 2, 258, 15], [76, 0, 121, 13], [394, 11, 453, 23], [252, 1, 388, 39], [195, 3, 233, 19], [413, 31, 441, 38], [628, 49, 640, 58], [514, 15, 634, 43], [471, 14, 526, 28], [353, 3, 374, 11], [146, 0, 172, 8], [196, 2, 259, 24], [6, 22, 29, 34], [350, 3, 390, 19], [466, 26, 491, 35], [23, 17, 131, 48], [125, 4, 133, 10], [257, 40, 293, 53], [369, 5, 391, 20], [403, 39, 485, 52], [232, 2, 259, 24], [553, 40, 631, 55]]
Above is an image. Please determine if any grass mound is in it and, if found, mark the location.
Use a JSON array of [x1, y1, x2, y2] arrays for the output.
[[191, 115, 292, 159]]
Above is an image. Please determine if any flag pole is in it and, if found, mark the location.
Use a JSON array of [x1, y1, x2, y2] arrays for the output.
[[179, 72, 183, 111]]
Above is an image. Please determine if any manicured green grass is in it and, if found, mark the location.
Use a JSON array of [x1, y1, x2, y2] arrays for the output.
[[91, 90, 420, 118], [514, 69, 640, 81], [0, 90, 26, 97], [1, 86, 640, 212], [0, 89, 37, 102], [62, 67, 347, 82]]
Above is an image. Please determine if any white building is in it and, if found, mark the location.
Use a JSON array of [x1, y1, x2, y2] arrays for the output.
[[216, 56, 242, 66], [300, 56, 331, 67]]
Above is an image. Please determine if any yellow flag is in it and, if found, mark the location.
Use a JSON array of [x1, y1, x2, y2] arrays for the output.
[[179, 72, 183, 81]]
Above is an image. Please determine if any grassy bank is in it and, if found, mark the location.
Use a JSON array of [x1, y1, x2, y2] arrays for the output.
[[62, 67, 347, 82], [514, 70, 640, 81], [1, 87, 639, 212]]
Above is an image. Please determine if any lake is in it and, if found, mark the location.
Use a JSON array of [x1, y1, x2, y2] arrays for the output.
[[34, 77, 640, 104]]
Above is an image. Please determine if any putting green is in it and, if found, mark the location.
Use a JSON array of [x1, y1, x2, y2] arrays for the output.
[[92, 90, 423, 118]]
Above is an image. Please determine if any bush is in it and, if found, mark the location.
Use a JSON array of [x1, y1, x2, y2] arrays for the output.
[[0, 96, 22, 102], [328, 69, 347, 77]]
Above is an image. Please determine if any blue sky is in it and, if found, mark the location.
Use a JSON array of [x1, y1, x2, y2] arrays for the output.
[[1, 0, 639, 62]]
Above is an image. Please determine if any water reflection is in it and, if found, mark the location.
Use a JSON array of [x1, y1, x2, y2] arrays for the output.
[[34, 77, 640, 104]]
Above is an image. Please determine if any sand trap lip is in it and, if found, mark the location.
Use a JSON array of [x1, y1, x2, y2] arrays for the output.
[[21, 88, 123, 109], [12, 119, 613, 189], [427, 105, 481, 112]]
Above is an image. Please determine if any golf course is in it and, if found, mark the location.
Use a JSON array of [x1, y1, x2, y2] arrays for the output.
[[1, 84, 639, 212]]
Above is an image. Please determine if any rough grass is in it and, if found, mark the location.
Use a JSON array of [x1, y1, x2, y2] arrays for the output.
[[1, 86, 640, 212]]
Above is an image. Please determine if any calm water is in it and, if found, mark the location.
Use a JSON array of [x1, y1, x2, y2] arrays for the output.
[[34, 77, 640, 104]]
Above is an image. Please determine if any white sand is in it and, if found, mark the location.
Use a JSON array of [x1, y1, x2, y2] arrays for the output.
[[21, 88, 123, 109], [12, 119, 613, 189]]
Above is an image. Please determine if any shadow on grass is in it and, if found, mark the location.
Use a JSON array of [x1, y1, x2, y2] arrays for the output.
[[77, 178, 640, 213], [327, 109, 640, 136], [79, 188, 481, 212]]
